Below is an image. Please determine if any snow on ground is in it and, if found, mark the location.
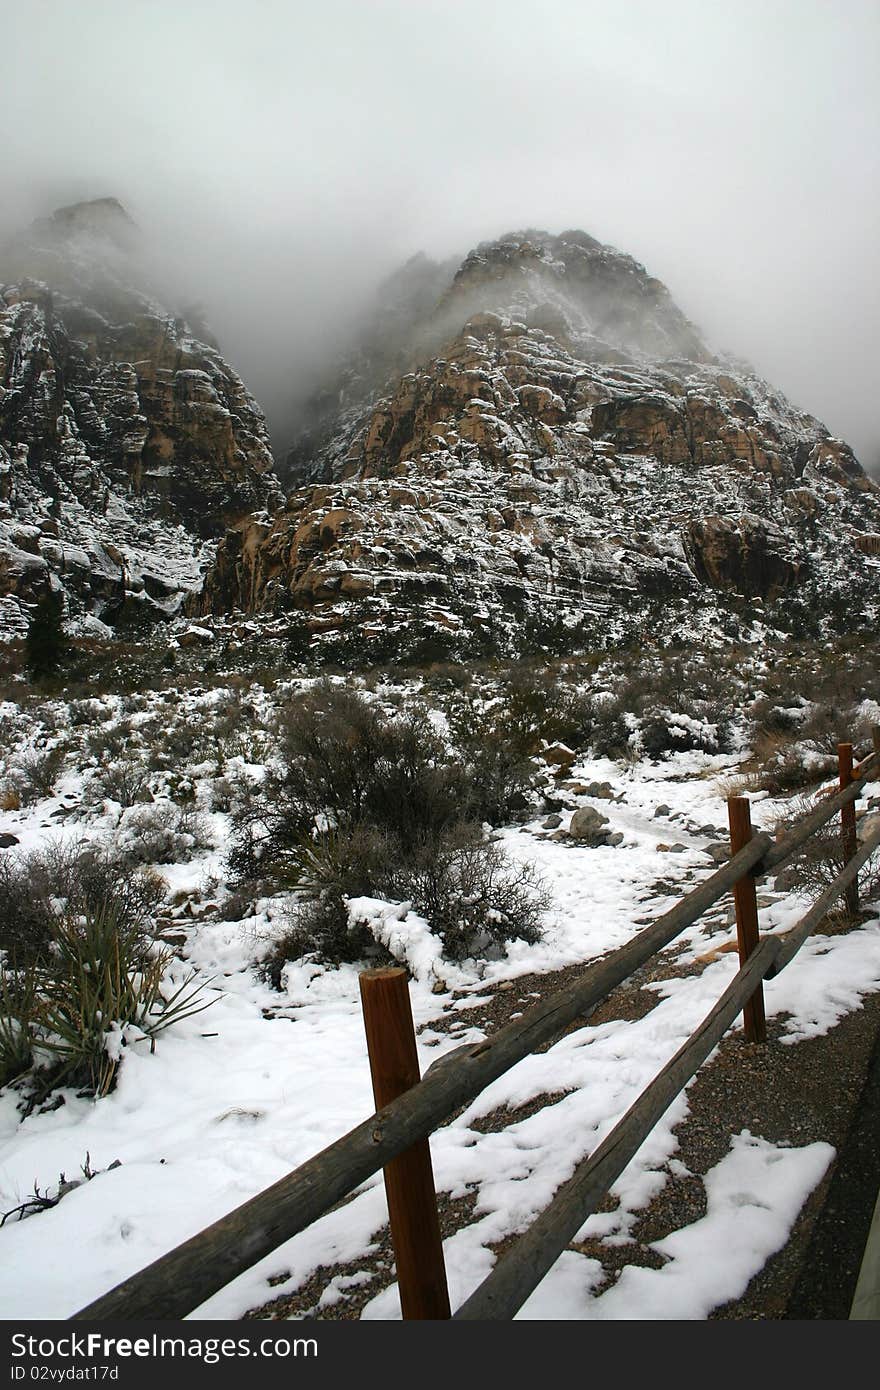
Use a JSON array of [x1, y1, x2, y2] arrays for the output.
[[1, 731, 878, 1321]]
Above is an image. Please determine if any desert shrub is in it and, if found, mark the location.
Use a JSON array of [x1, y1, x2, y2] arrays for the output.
[[458, 732, 534, 824], [85, 724, 133, 763], [234, 685, 548, 973], [114, 801, 212, 866], [264, 822, 547, 978], [744, 733, 837, 796], [506, 675, 593, 753], [396, 828, 547, 961], [247, 685, 470, 862], [258, 825, 407, 980], [233, 681, 540, 885], [209, 763, 259, 814], [774, 798, 880, 911], [454, 669, 594, 758], [146, 723, 215, 771], [0, 840, 166, 968], [583, 645, 738, 762], [8, 744, 68, 804], [589, 702, 633, 759], [639, 711, 728, 760], [90, 757, 152, 808]]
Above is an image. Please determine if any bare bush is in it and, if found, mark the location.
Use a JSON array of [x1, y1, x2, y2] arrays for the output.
[[8, 744, 68, 804], [263, 822, 547, 979], [114, 802, 212, 866], [774, 797, 880, 912], [0, 840, 166, 968]]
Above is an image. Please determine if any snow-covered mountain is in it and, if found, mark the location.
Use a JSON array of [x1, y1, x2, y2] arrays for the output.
[[3, 216, 878, 653], [0, 199, 281, 637], [197, 229, 880, 653]]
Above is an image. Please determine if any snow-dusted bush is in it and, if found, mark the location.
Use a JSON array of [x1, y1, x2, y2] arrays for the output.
[[639, 710, 727, 760], [233, 684, 473, 878], [89, 756, 153, 809], [262, 822, 546, 979], [258, 825, 402, 980], [6, 744, 68, 804], [114, 801, 212, 866], [0, 840, 165, 968], [395, 827, 547, 961]]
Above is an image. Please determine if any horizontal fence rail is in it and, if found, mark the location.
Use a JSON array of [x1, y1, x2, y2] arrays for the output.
[[457, 820, 880, 1319], [72, 740, 880, 1321], [454, 938, 782, 1319]]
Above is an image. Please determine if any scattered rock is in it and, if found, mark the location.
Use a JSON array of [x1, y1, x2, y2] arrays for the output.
[[543, 744, 577, 770], [542, 814, 563, 829], [178, 626, 214, 648], [774, 868, 798, 892], [583, 781, 615, 800], [654, 804, 671, 818], [569, 806, 611, 844], [0, 832, 19, 848]]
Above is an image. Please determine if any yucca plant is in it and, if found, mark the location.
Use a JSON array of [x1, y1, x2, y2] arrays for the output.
[[0, 964, 38, 1088], [33, 904, 214, 1097]]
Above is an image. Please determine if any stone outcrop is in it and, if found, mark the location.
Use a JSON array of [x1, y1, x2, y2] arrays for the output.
[[684, 514, 804, 599], [197, 229, 880, 649], [0, 200, 281, 635]]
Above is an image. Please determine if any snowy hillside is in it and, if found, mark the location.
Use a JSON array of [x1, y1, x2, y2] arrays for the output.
[[1, 644, 878, 1319]]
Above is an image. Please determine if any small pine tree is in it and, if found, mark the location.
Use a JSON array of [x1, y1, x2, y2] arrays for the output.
[[25, 589, 67, 680]]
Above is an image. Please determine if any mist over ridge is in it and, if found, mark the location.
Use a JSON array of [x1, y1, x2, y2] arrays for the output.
[[2, 0, 878, 472]]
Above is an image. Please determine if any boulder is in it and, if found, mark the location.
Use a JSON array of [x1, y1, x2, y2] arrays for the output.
[[569, 806, 611, 844]]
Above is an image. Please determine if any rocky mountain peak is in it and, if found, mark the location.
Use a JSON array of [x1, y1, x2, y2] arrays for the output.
[[0, 199, 282, 638], [436, 228, 712, 364], [33, 197, 137, 250], [199, 226, 879, 657]]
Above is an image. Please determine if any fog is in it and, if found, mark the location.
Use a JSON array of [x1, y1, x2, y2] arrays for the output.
[[4, 0, 879, 470]]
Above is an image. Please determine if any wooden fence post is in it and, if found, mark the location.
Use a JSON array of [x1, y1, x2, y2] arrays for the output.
[[838, 742, 859, 916], [359, 967, 451, 1320], [727, 796, 767, 1043]]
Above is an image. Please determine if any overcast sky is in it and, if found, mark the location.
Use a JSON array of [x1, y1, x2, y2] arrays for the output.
[[4, 0, 879, 467]]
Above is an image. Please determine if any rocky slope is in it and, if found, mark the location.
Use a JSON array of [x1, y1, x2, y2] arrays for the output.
[[0, 199, 281, 637], [196, 229, 880, 655]]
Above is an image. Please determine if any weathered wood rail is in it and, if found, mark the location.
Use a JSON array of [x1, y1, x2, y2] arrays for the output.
[[72, 734, 880, 1321]]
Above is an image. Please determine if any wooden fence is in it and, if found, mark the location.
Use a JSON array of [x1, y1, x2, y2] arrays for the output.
[[72, 733, 880, 1321]]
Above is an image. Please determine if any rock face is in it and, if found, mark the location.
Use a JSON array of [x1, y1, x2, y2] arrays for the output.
[[0, 200, 281, 635], [197, 229, 880, 651]]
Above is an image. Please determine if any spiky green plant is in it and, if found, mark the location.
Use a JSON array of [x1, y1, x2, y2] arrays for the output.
[[31, 905, 214, 1097], [0, 966, 38, 1088]]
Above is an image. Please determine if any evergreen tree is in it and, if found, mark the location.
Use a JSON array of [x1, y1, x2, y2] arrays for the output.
[[25, 589, 67, 680]]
